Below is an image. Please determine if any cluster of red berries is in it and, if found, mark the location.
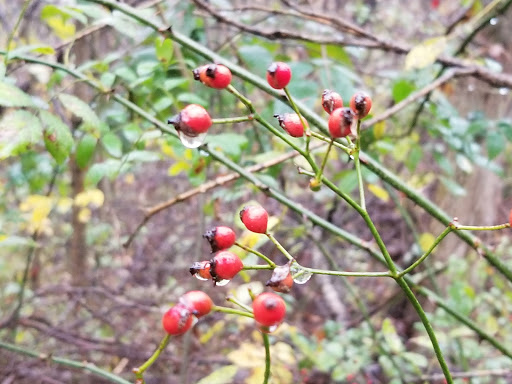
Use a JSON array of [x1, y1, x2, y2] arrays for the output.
[[162, 290, 213, 335], [324, 90, 372, 138]]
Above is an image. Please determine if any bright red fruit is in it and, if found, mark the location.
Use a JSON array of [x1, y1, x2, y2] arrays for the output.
[[189, 260, 212, 281], [509, 208, 512, 226], [162, 304, 194, 335], [274, 113, 306, 137], [240, 205, 268, 234], [328, 107, 354, 138], [349, 92, 372, 119], [181, 291, 213, 318], [193, 64, 232, 89], [210, 251, 243, 283], [321, 89, 343, 114], [266, 62, 291, 89], [168, 104, 212, 136], [253, 292, 286, 327], [203, 226, 236, 253]]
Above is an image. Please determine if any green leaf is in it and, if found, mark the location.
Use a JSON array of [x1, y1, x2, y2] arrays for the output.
[[155, 38, 173, 64], [177, 92, 208, 107], [392, 79, 415, 103], [497, 120, 512, 141], [196, 365, 238, 384], [76, 133, 97, 169], [439, 175, 466, 196], [239, 45, 272, 77], [0, 81, 35, 107], [486, 131, 505, 159], [0, 110, 42, 159], [32, 46, 56, 55], [381, 318, 404, 353], [58, 93, 101, 132], [86, 159, 124, 185], [40, 111, 73, 164], [122, 150, 160, 163], [101, 132, 122, 157], [205, 133, 248, 160]]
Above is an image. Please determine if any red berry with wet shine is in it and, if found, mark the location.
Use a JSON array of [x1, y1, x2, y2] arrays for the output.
[[203, 226, 236, 253], [240, 205, 268, 234], [274, 113, 306, 137], [322, 89, 343, 114], [167, 104, 212, 136], [328, 107, 354, 138], [181, 291, 213, 318], [266, 62, 291, 89], [350, 92, 372, 119], [193, 64, 232, 89], [253, 292, 286, 327], [210, 251, 243, 283], [162, 304, 194, 335]]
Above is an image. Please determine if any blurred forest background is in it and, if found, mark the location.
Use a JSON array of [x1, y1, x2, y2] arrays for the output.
[[1, 0, 512, 383]]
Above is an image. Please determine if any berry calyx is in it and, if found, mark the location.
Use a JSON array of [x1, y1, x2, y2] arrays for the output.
[[252, 292, 286, 327], [321, 89, 343, 114], [203, 226, 236, 253], [274, 113, 306, 137], [266, 62, 292, 89], [193, 64, 232, 89], [189, 260, 212, 281], [350, 92, 372, 119], [266, 263, 293, 293], [210, 251, 243, 283], [328, 107, 354, 138], [240, 205, 269, 234], [168, 104, 212, 136], [162, 304, 194, 335], [181, 291, 213, 318]]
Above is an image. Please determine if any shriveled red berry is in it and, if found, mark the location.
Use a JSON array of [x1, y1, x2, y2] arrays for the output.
[[321, 89, 343, 114], [266, 62, 291, 89], [162, 304, 194, 335], [266, 263, 293, 293], [274, 113, 306, 137], [193, 64, 232, 89], [210, 251, 243, 283], [253, 292, 286, 327], [240, 205, 268, 234], [350, 92, 372, 119], [181, 291, 213, 318], [168, 104, 212, 136], [328, 107, 354, 138], [189, 260, 212, 281], [203, 226, 236, 253]]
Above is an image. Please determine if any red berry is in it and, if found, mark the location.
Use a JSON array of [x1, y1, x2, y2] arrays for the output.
[[253, 292, 286, 327], [189, 260, 212, 281], [266, 62, 291, 89], [181, 290, 213, 318], [193, 64, 232, 89], [350, 92, 372, 119], [321, 89, 343, 114], [274, 113, 306, 137], [240, 205, 268, 234], [162, 304, 194, 335], [509, 208, 512, 226], [328, 107, 354, 138], [203, 226, 236, 253], [210, 251, 243, 283], [168, 104, 212, 136], [266, 263, 293, 293]]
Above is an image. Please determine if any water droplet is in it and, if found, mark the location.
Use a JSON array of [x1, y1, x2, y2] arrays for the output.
[[258, 323, 280, 334], [290, 263, 312, 284], [499, 87, 509, 95], [215, 279, 230, 287], [191, 316, 199, 327], [194, 274, 208, 281], [178, 131, 207, 148], [467, 84, 475, 92], [490, 17, 498, 25]]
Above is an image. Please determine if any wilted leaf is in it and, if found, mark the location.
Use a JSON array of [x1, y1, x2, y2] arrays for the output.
[[196, 365, 238, 384], [405, 36, 447, 70]]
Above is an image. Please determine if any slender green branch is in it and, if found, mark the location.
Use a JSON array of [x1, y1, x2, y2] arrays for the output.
[[266, 233, 294, 262], [243, 264, 274, 270], [310, 131, 350, 154], [211, 116, 253, 124], [354, 119, 366, 211], [235, 241, 276, 267], [452, 223, 510, 231], [133, 334, 170, 381], [399, 227, 453, 278], [4, 0, 31, 66], [262, 333, 271, 384], [314, 138, 334, 183], [226, 296, 254, 312], [0, 341, 131, 384], [300, 266, 391, 278], [226, 84, 255, 113], [212, 305, 254, 318]]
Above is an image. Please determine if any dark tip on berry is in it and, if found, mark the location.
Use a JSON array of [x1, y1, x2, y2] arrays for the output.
[[203, 228, 218, 253], [273, 114, 285, 127], [342, 108, 355, 124], [267, 62, 278, 74], [192, 68, 201, 80], [209, 257, 218, 281], [167, 114, 180, 127], [239, 207, 248, 221], [205, 64, 217, 78]]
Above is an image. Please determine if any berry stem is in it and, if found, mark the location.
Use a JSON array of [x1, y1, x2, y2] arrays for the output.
[[298, 265, 392, 278], [313, 138, 334, 183], [226, 84, 255, 113], [450, 223, 511, 231], [235, 241, 276, 267], [226, 296, 254, 313], [354, 119, 366, 211], [212, 305, 254, 318], [133, 334, 171, 382], [211, 116, 253, 124], [266, 233, 294, 262], [310, 131, 350, 154], [243, 264, 274, 270], [283, 86, 311, 153], [262, 333, 271, 384]]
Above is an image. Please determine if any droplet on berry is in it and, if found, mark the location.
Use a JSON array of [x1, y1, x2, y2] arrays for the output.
[[168, 104, 212, 148], [240, 205, 268, 234], [321, 89, 343, 114], [189, 260, 212, 281], [266, 62, 292, 89], [274, 113, 306, 137], [350, 92, 372, 119], [328, 107, 354, 138]]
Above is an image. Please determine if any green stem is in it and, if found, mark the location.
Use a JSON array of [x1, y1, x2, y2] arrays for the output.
[[262, 333, 271, 384], [0, 341, 131, 384], [310, 131, 350, 153], [235, 241, 276, 267], [283, 86, 310, 152], [398, 227, 453, 278], [226, 84, 255, 113], [314, 138, 334, 182], [354, 119, 366, 211], [133, 334, 170, 381], [243, 264, 274, 270], [452, 223, 510, 231], [211, 116, 253, 124], [4, 0, 31, 66], [226, 296, 253, 313], [266, 233, 294, 262], [300, 265, 391, 278], [212, 305, 254, 318]]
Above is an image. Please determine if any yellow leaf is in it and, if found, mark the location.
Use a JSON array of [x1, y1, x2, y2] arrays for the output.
[[184, 148, 194, 160], [56, 197, 73, 213], [227, 342, 264, 368], [199, 320, 225, 344], [19, 195, 53, 231], [168, 161, 190, 176], [75, 189, 104, 208], [368, 184, 389, 202], [405, 36, 447, 70], [160, 141, 175, 158], [78, 207, 91, 223], [45, 17, 76, 39], [419, 232, 436, 253], [374, 121, 386, 140]]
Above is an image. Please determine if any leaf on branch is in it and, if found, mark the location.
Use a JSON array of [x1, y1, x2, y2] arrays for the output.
[[405, 36, 447, 70], [40, 110, 73, 164], [0, 82, 36, 107], [58, 94, 101, 133], [0, 110, 42, 159]]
